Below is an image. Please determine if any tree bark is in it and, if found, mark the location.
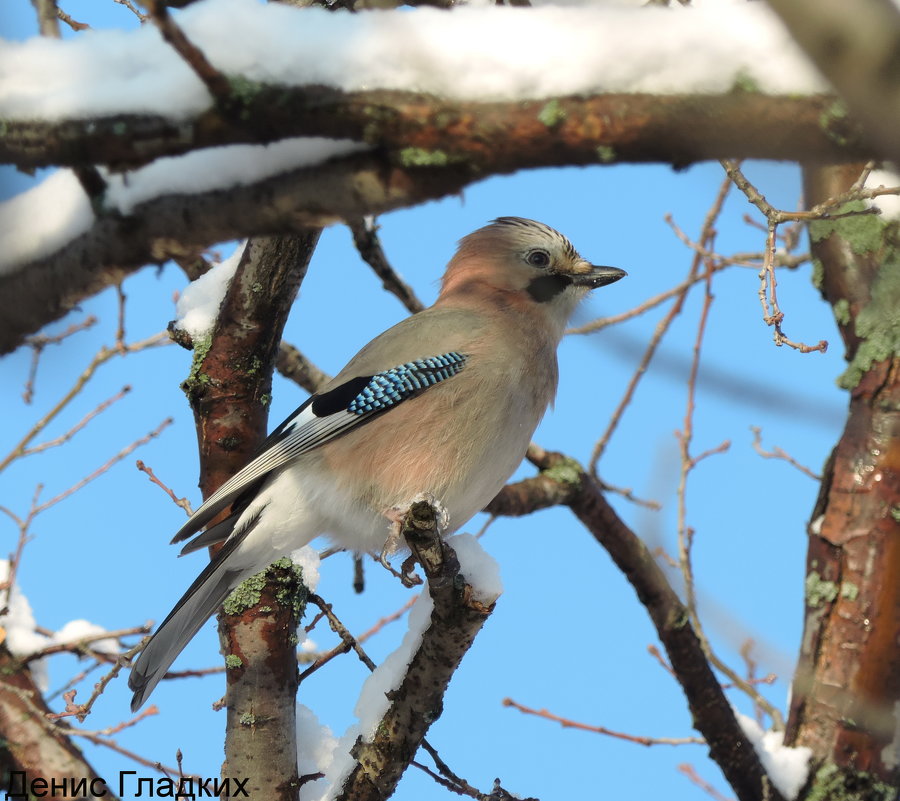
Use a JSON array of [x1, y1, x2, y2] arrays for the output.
[[0, 646, 116, 801], [179, 231, 320, 798], [784, 165, 900, 798]]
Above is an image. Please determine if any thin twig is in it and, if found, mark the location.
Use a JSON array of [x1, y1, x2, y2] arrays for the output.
[[29, 418, 174, 518], [0, 330, 169, 473], [24, 626, 150, 663], [136, 460, 194, 516], [502, 698, 704, 746], [35, 0, 61, 37], [348, 217, 425, 314], [750, 426, 821, 480], [21, 316, 98, 404], [145, 0, 232, 101], [56, 8, 90, 31], [588, 173, 733, 473], [678, 763, 735, 801], [19, 387, 132, 459], [113, 0, 147, 22], [717, 159, 878, 354]]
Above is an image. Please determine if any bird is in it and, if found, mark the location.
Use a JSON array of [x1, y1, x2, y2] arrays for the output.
[[128, 216, 626, 711]]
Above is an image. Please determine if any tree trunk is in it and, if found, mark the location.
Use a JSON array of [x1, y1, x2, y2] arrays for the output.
[[785, 165, 900, 798]]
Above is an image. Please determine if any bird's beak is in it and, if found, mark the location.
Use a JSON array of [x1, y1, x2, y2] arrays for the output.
[[573, 265, 627, 288]]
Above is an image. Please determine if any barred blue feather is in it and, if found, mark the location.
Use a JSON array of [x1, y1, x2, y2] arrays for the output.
[[348, 352, 468, 415]]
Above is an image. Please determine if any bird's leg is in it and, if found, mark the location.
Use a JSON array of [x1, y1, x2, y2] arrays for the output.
[[376, 492, 448, 587]]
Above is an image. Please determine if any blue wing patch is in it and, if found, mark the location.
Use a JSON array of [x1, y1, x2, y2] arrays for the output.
[[347, 352, 468, 415], [170, 351, 468, 547]]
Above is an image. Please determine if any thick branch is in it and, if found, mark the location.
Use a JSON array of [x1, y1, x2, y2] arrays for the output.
[[785, 165, 900, 793], [0, 89, 875, 355], [0, 153, 460, 355], [339, 499, 494, 800], [181, 232, 319, 796], [0, 646, 115, 801], [0, 90, 870, 172], [220, 560, 308, 801]]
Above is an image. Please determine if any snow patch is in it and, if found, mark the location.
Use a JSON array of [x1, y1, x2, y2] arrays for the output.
[[735, 712, 812, 800]]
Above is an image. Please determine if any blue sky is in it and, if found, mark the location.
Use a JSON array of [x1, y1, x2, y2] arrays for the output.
[[0, 2, 847, 799]]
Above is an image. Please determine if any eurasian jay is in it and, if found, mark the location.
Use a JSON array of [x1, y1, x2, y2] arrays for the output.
[[128, 216, 625, 710]]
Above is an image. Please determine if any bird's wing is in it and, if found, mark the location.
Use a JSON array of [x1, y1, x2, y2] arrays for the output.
[[169, 351, 468, 546]]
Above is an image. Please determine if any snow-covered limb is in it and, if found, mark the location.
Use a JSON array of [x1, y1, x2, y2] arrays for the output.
[[0, 0, 828, 123], [330, 498, 499, 800], [0, 89, 868, 173]]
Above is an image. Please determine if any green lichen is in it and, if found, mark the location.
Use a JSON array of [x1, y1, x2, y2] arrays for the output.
[[809, 202, 884, 254], [224, 654, 243, 669], [811, 257, 825, 291], [838, 248, 900, 389], [223, 570, 268, 615], [398, 147, 451, 167], [226, 75, 269, 120], [730, 69, 761, 94], [669, 609, 690, 629], [242, 355, 263, 375], [818, 98, 852, 147], [840, 582, 859, 601], [805, 762, 898, 801], [596, 145, 617, 164], [182, 333, 214, 397], [809, 204, 900, 390], [272, 557, 308, 616], [537, 99, 566, 127], [222, 558, 307, 617], [833, 298, 851, 325], [891, 505, 900, 523], [239, 712, 257, 726], [805, 570, 839, 608], [544, 457, 583, 486]]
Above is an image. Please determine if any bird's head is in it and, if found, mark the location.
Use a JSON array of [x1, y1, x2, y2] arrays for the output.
[[440, 217, 626, 329]]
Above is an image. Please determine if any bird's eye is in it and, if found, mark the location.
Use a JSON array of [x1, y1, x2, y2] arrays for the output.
[[526, 250, 551, 268]]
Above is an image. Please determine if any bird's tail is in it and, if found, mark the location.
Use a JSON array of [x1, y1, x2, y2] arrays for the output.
[[128, 532, 247, 712]]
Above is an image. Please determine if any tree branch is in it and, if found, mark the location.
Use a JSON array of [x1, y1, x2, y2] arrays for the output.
[[0, 90, 870, 173], [0, 89, 876, 356], [0, 153, 470, 356], [488, 452, 787, 801], [338, 499, 495, 800]]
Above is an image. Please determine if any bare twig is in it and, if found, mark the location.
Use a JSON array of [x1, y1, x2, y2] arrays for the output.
[[144, 0, 231, 101], [136, 460, 194, 516], [589, 173, 733, 472], [57, 7, 90, 31], [21, 316, 98, 404], [113, 0, 148, 22], [348, 217, 425, 314], [1, 330, 169, 474], [750, 426, 821, 480], [670, 225, 784, 730], [717, 159, 895, 353], [29, 418, 174, 518], [35, 0, 61, 37], [19, 386, 132, 459], [502, 698, 704, 746], [678, 763, 735, 801], [24, 626, 150, 663]]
